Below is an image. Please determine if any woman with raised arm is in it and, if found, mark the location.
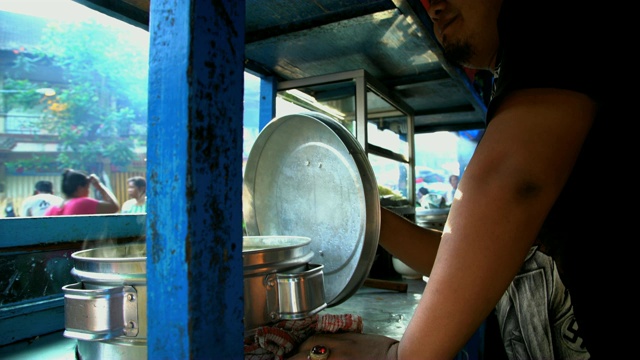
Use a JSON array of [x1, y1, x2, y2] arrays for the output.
[[45, 169, 120, 215]]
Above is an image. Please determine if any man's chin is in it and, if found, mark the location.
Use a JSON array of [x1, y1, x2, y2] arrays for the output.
[[443, 43, 473, 67]]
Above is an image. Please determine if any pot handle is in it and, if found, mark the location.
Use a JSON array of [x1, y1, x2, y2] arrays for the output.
[[265, 263, 327, 322], [62, 282, 139, 341]]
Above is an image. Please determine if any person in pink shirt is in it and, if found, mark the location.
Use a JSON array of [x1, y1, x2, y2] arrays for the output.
[[45, 169, 120, 215]]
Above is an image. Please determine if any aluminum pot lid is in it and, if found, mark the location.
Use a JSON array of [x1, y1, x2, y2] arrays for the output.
[[243, 112, 380, 307]]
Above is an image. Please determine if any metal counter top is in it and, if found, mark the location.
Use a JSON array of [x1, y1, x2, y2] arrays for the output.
[[0, 279, 426, 359], [324, 277, 484, 360], [0, 277, 487, 360], [324, 277, 426, 341]]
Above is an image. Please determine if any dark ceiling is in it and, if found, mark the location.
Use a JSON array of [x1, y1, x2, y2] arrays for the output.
[[80, 0, 489, 133]]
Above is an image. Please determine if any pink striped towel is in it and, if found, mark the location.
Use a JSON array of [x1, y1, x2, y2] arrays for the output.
[[244, 313, 363, 360]]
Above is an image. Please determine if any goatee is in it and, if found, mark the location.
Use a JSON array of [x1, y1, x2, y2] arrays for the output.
[[442, 41, 474, 68]]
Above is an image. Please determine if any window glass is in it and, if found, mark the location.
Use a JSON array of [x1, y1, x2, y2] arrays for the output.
[[0, 248, 77, 306], [369, 153, 410, 202], [414, 129, 484, 210], [0, 0, 150, 310], [366, 89, 409, 159], [243, 72, 261, 173], [1, 0, 149, 217], [276, 81, 357, 135]]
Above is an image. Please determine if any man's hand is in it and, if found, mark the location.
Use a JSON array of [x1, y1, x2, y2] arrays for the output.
[[286, 333, 399, 360]]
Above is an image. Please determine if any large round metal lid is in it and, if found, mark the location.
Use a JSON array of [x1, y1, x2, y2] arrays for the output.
[[243, 112, 380, 307]]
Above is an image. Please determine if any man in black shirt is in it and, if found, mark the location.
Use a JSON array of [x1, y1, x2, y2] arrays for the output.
[[289, 1, 626, 358]]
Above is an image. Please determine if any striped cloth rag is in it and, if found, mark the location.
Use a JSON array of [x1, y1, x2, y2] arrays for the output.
[[244, 313, 363, 360]]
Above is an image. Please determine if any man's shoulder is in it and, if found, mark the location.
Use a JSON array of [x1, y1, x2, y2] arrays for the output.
[[22, 194, 57, 206], [39, 194, 63, 203], [21, 196, 39, 205]]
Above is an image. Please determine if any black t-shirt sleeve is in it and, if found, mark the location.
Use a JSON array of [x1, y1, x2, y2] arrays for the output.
[[488, 1, 607, 122]]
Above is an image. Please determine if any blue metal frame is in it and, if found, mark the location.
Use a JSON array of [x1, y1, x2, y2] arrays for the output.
[[147, 0, 245, 357], [0, 215, 146, 247], [259, 74, 276, 130]]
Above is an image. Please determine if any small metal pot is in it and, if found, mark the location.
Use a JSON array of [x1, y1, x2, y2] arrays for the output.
[[243, 236, 326, 335], [62, 243, 147, 359]]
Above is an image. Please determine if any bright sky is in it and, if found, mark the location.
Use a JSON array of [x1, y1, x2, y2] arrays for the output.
[[0, 0, 97, 20], [0, 0, 149, 42]]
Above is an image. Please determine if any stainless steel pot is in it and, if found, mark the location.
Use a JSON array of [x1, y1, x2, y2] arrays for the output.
[[63, 237, 326, 358], [62, 243, 147, 359], [243, 236, 326, 334]]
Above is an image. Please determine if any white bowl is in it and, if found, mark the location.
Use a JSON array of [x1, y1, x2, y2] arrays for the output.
[[391, 256, 422, 280]]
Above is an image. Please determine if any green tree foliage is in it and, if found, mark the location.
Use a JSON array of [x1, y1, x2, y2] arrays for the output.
[[4, 17, 148, 171]]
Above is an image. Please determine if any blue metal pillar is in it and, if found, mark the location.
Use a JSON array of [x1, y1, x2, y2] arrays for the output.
[[147, 0, 245, 358], [259, 75, 276, 130]]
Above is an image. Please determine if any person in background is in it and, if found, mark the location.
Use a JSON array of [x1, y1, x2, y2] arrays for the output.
[[121, 176, 146, 214], [289, 1, 623, 359], [415, 186, 429, 206], [443, 174, 459, 207], [45, 169, 119, 215], [419, 187, 445, 209], [4, 199, 16, 217], [20, 180, 63, 216]]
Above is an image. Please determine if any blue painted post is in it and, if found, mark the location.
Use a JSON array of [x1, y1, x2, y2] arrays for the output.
[[147, 0, 245, 358], [259, 75, 276, 130]]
